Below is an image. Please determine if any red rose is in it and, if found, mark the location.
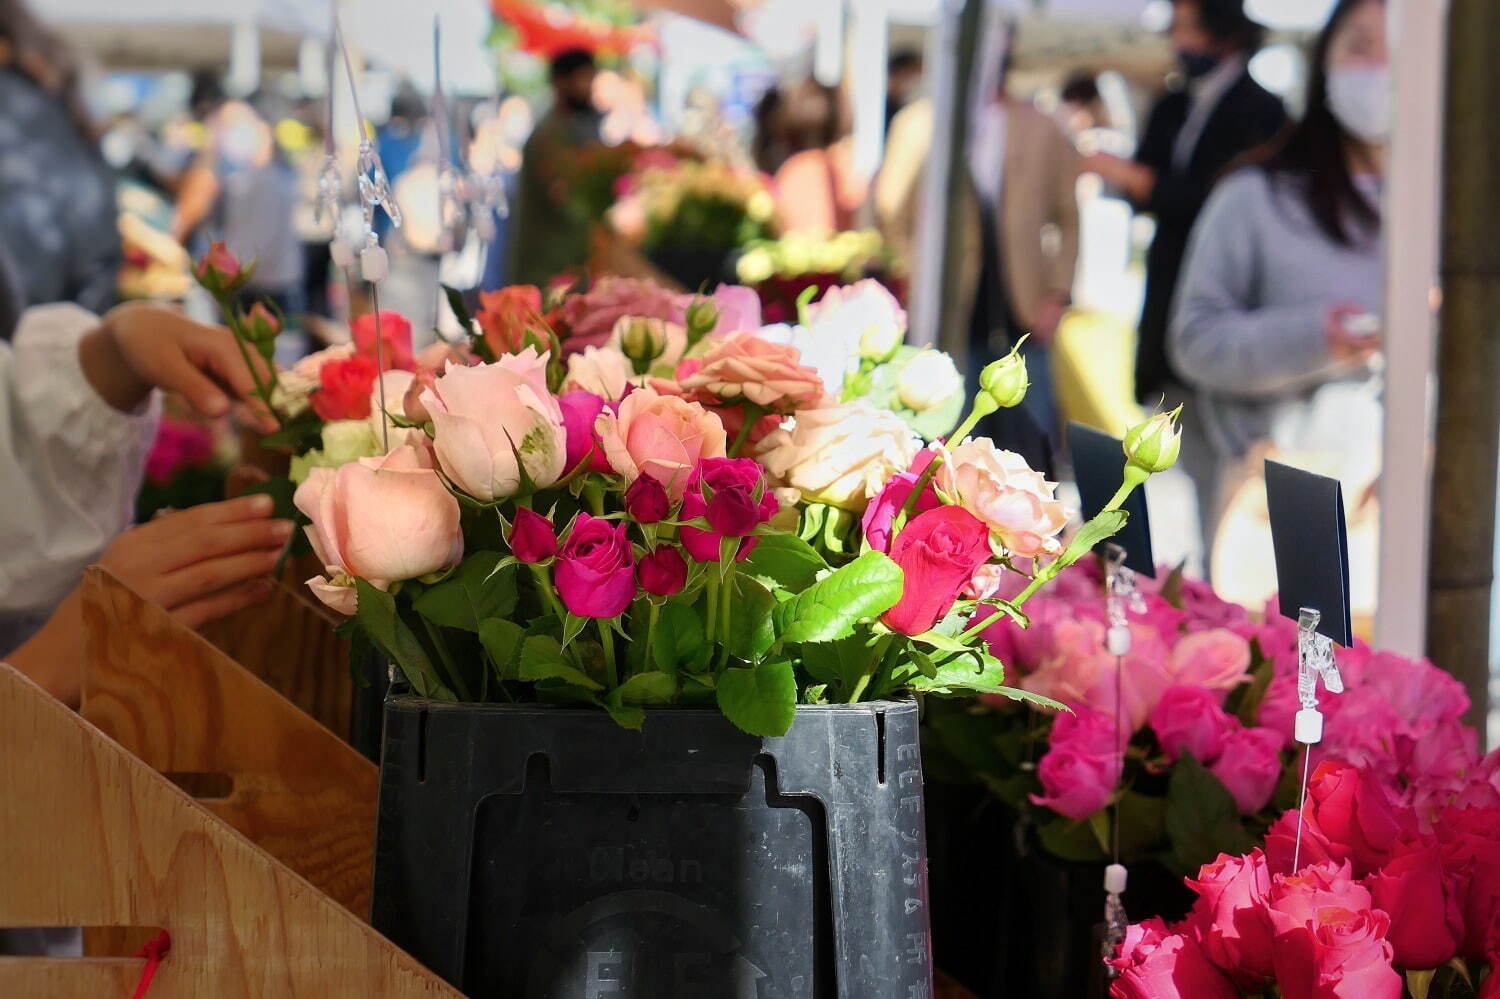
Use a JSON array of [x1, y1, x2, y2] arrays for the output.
[[312, 353, 380, 421], [1266, 761, 1413, 876], [638, 546, 688, 597], [350, 310, 415, 371], [1186, 850, 1277, 986], [554, 514, 636, 619], [881, 506, 992, 636], [680, 458, 777, 563], [476, 285, 545, 356], [1436, 805, 1500, 958], [1364, 839, 1465, 969], [1107, 918, 1239, 999], [509, 508, 558, 564], [624, 474, 671, 524]]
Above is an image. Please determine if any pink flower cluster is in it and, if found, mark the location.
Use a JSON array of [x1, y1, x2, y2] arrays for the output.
[[1113, 758, 1500, 998]]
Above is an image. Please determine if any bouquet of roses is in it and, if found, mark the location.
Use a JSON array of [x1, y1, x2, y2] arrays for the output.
[[1111, 749, 1500, 999], [619, 156, 777, 255], [207, 252, 1179, 735], [924, 560, 1484, 879]]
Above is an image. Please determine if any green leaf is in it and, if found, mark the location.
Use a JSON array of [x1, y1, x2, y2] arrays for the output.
[[355, 579, 454, 700], [413, 554, 516, 632], [652, 602, 707, 671], [1408, 969, 1436, 999], [983, 686, 1071, 712], [740, 533, 828, 590], [908, 630, 974, 655], [260, 408, 325, 452], [520, 635, 603, 691], [561, 612, 589, 650], [909, 651, 1006, 696], [716, 660, 798, 736], [1165, 751, 1257, 875], [773, 550, 904, 645], [726, 574, 777, 661], [1036, 816, 1110, 863], [1230, 653, 1275, 728], [603, 700, 646, 730], [799, 633, 874, 695], [612, 671, 678, 705], [478, 618, 526, 682], [1057, 510, 1129, 569]]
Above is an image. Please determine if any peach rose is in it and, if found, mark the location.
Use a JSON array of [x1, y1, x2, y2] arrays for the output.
[[677, 332, 825, 414], [294, 444, 464, 615], [937, 438, 1069, 558], [757, 401, 921, 512], [595, 386, 727, 500], [421, 348, 567, 501], [1169, 628, 1253, 695], [563, 345, 635, 400]]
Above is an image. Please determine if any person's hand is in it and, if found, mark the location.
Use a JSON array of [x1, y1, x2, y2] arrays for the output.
[[99, 494, 292, 628], [1080, 153, 1155, 203], [78, 301, 277, 430], [1029, 295, 1070, 345], [1325, 303, 1382, 364]]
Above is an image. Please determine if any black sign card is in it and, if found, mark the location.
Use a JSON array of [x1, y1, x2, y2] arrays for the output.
[[1264, 459, 1352, 647], [1066, 422, 1155, 577]]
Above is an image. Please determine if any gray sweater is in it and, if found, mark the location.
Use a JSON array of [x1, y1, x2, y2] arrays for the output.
[[1169, 167, 1383, 461]]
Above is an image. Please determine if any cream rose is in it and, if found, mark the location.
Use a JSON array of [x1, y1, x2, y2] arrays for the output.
[[937, 438, 1069, 558], [757, 401, 922, 512], [563, 345, 635, 400], [595, 386, 728, 500], [896, 350, 964, 413]]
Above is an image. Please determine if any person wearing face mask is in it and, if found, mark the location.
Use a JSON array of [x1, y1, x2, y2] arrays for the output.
[[1168, 0, 1389, 554], [511, 47, 603, 286]]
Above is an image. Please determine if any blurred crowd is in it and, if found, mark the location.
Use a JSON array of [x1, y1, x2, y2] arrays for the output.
[[0, 0, 1389, 589]]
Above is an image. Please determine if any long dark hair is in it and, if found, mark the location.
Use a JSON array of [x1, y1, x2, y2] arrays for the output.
[[1258, 0, 1382, 246]]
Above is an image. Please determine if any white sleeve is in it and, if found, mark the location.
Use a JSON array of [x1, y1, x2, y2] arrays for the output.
[[0, 304, 160, 617]]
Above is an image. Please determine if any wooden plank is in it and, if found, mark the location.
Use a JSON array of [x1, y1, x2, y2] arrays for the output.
[[0, 664, 460, 999], [79, 567, 377, 917]]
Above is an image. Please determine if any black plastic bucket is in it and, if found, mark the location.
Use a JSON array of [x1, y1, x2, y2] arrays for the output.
[[370, 696, 933, 998]]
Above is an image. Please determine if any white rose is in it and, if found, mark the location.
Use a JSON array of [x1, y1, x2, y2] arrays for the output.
[[563, 345, 635, 400], [896, 350, 963, 412], [757, 401, 922, 512]]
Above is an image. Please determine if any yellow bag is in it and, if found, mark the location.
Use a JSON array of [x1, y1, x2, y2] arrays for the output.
[[1050, 307, 1145, 437]]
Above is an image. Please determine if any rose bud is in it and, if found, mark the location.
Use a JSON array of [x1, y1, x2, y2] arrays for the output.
[[683, 297, 719, 344], [616, 316, 669, 370], [193, 240, 249, 294], [638, 546, 688, 597], [896, 350, 963, 413], [1123, 406, 1184, 476], [979, 345, 1030, 410], [509, 507, 558, 564], [624, 474, 671, 524], [245, 301, 282, 343]]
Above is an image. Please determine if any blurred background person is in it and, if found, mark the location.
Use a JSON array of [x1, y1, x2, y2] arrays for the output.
[[1083, 0, 1286, 405], [764, 77, 865, 236], [1170, 0, 1388, 544], [511, 47, 601, 286], [885, 47, 923, 132], [0, 0, 119, 319]]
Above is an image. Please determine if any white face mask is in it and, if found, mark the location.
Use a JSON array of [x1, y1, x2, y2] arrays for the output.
[[1326, 65, 1392, 146]]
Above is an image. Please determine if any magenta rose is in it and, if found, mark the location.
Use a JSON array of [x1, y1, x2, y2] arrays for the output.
[[1365, 839, 1465, 969], [1107, 918, 1239, 999], [624, 474, 671, 524], [1211, 727, 1285, 814], [554, 514, 636, 619], [638, 546, 688, 597], [679, 458, 778, 563], [880, 506, 992, 636], [1031, 739, 1122, 821], [1265, 761, 1413, 876], [1151, 685, 1238, 764], [1186, 850, 1277, 986], [861, 449, 940, 553], [1051, 706, 1127, 755], [559, 390, 613, 474], [1266, 864, 1400, 999], [509, 508, 558, 564]]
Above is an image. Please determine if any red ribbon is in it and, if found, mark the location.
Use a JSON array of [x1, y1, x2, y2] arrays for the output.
[[130, 930, 172, 999]]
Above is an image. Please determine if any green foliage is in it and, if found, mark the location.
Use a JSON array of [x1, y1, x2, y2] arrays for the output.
[[356, 580, 454, 701], [415, 556, 517, 632], [1164, 751, 1258, 875], [741, 533, 828, 590], [773, 551, 903, 645], [716, 659, 798, 737]]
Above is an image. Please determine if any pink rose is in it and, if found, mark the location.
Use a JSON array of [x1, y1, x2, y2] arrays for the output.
[[509, 508, 558, 564], [193, 240, 246, 292], [1151, 684, 1238, 764], [294, 444, 463, 615], [1168, 628, 1252, 697], [554, 514, 636, 619], [1020, 618, 1173, 733], [1365, 839, 1465, 969], [145, 418, 215, 486], [422, 349, 568, 502], [596, 386, 727, 501], [350, 310, 415, 371], [563, 345, 635, 400], [624, 474, 671, 523], [703, 283, 762, 334], [1256, 675, 1301, 748], [677, 331, 825, 413], [962, 563, 1009, 602], [937, 438, 1069, 558], [679, 457, 777, 563], [1267, 863, 1400, 999], [558, 391, 613, 475], [1186, 850, 1276, 985], [399, 368, 437, 425], [1107, 919, 1239, 999], [1265, 761, 1414, 876], [1051, 706, 1128, 754], [1210, 727, 1285, 814], [861, 449, 940, 553], [881, 506, 993, 636], [638, 546, 688, 597], [559, 276, 685, 352], [1031, 725, 1123, 821]]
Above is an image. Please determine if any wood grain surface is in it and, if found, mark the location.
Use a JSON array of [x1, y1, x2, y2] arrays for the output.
[[0, 664, 460, 998], [79, 567, 377, 916]]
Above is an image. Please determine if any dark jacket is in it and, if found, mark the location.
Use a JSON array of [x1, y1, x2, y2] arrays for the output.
[[1132, 69, 1287, 400]]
